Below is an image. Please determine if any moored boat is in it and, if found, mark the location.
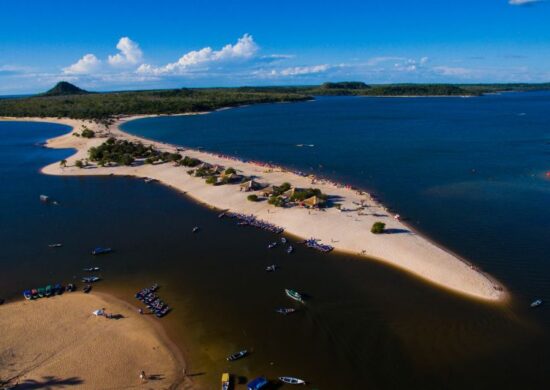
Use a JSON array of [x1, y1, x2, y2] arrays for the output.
[[266, 264, 278, 272], [192, 226, 200, 233], [285, 289, 305, 303], [287, 245, 294, 254], [226, 349, 248, 361], [23, 290, 33, 300], [82, 276, 100, 283], [268, 242, 277, 249], [281, 237, 287, 244], [37, 287, 45, 298], [275, 307, 296, 315], [247, 376, 268, 390], [48, 243, 62, 248], [83, 267, 100, 272], [66, 283, 75, 292], [83, 284, 92, 293], [44, 285, 52, 297], [279, 376, 306, 385], [221, 372, 230, 390], [531, 299, 543, 308], [91, 247, 112, 255]]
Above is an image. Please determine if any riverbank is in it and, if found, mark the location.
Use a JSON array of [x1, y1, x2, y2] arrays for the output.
[[0, 291, 185, 389], [1, 116, 505, 301]]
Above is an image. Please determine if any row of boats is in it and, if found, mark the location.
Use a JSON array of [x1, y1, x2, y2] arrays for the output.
[[223, 212, 284, 234], [23, 283, 76, 299], [303, 238, 333, 253], [223, 374, 306, 389], [135, 284, 171, 318], [267, 236, 294, 253]]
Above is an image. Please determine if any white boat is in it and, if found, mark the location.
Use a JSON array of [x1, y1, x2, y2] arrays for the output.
[[83, 267, 100, 272], [226, 349, 248, 361], [192, 226, 200, 233], [266, 264, 278, 272], [531, 299, 543, 308], [268, 242, 277, 249], [48, 243, 62, 248], [287, 245, 294, 254], [279, 376, 306, 385], [82, 276, 100, 283]]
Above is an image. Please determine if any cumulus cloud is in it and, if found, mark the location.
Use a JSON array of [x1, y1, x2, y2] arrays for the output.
[[432, 66, 473, 76], [138, 34, 258, 75], [108, 37, 143, 66], [63, 54, 101, 74], [509, 0, 544, 5]]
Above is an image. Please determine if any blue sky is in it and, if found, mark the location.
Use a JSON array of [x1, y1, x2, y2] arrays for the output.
[[0, 0, 549, 94]]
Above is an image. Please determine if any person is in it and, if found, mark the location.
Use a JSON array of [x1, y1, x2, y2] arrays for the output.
[[138, 308, 143, 315], [140, 370, 146, 382]]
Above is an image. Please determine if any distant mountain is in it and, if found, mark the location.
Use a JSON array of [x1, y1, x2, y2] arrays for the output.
[[42, 81, 89, 96]]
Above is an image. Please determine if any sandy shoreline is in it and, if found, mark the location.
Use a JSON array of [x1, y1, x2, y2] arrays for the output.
[[0, 291, 186, 389], [1, 116, 505, 301]]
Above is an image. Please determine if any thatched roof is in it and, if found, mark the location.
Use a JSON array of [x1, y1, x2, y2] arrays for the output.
[[239, 180, 261, 191], [282, 188, 296, 198], [262, 185, 278, 195], [303, 195, 323, 208]]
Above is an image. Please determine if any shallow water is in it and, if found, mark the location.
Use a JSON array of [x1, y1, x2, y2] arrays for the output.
[[1, 104, 549, 389]]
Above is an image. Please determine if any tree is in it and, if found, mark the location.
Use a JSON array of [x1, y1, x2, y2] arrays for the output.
[[247, 194, 259, 202], [371, 222, 385, 234], [60, 159, 67, 168], [75, 159, 84, 168], [81, 127, 95, 138], [225, 167, 237, 175], [205, 176, 217, 185]]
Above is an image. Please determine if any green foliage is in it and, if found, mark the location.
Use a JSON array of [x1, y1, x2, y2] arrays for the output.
[[371, 222, 386, 234], [268, 195, 286, 207], [205, 176, 217, 185], [81, 127, 95, 138], [291, 188, 327, 202], [272, 182, 291, 196], [247, 194, 259, 202], [179, 156, 201, 167], [75, 159, 84, 168], [225, 167, 236, 175], [194, 167, 211, 177], [59, 159, 67, 167], [321, 82, 370, 90], [88, 138, 156, 166], [43, 81, 89, 96]]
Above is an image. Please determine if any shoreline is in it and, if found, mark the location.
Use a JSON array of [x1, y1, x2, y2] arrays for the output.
[[1, 115, 506, 302], [0, 291, 186, 389]]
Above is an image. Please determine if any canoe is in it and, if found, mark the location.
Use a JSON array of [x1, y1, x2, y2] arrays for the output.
[[23, 290, 32, 300], [275, 307, 296, 315], [531, 299, 543, 308], [91, 247, 112, 255], [44, 285, 52, 297], [226, 349, 248, 361], [279, 376, 306, 385], [221, 372, 230, 390], [83, 285, 92, 293], [247, 376, 268, 390], [285, 289, 305, 303]]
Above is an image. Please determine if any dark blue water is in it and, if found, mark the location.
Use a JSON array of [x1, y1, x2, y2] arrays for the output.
[[2, 95, 550, 390], [123, 93, 550, 310]]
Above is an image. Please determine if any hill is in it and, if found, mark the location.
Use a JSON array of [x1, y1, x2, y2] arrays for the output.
[[43, 81, 89, 96]]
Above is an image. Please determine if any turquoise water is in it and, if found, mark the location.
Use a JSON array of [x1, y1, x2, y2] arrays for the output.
[[1, 92, 550, 389]]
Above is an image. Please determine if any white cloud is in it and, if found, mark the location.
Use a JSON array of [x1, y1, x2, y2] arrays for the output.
[[509, 0, 543, 5], [280, 64, 330, 76], [108, 37, 143, 66], [432, 66, 473, 76], [63, 54, 101, 75], [138, 34, 258, 75]]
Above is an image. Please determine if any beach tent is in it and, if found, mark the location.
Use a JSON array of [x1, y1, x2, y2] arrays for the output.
[[282, 188, 296, 199], [261, 185, 278, 197], [303, 195, 323, 208], [240, 180, 261, 192], [197, 162, 212, 170], [211, 165, 225, 174]]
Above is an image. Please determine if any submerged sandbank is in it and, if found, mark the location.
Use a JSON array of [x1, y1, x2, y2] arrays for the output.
[[0, 291, 185, 389], [2, 116, 505, 301]]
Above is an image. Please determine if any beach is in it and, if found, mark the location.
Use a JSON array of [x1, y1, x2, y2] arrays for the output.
[[0, 291, 185, 389], [1, 116, 504, 301]]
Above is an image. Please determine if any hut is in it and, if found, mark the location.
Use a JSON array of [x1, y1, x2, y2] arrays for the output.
[[211, 165, 225, 174], [302, 195, 324, 208], [282, 188, 296, 199], [197, 162, 212, 170], [239, 180, 261, 192], [261, 185, 278, 197]]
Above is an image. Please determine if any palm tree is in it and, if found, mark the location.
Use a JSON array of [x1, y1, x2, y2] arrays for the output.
[[60, 159, 67, 168]]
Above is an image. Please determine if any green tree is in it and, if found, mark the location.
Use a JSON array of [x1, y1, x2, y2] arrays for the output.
[[59, 159, 67, 168], [247, 194, 259, 202], [75, 159, 84, 168], [225, 167, 237, 175], [371, 222, 386, 234]]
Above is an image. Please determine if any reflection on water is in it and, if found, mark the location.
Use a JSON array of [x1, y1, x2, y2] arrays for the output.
[[1, 120, 549, 389]]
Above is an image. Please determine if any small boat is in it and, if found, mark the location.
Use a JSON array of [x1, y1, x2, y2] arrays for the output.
[[281, 237, 287, 244], [268, 242, 277, 249], [83, 284, 92, 293], [23, 290, 33, 300], [192, 226, 200, 233], [247, 376, 268, 390], [91, 247, 112, 255], [83, 267, 100, 272], [66, 283, 75, 292], [54, 283, 63, 294], [144, 177, 156, 183], [226, 349, 248, 361], [37, 287, 45, 298], [531, 299, 543, 308], [31, 288, 38, 298], [44, 285, 52, 297], [266, 264, 278, 272], [279, 376, 306, 385], [82, 276, 100, 283], [48, 243, 62, 248], [39, 194, 50, 202], [285, 289, 305, 303], [275, 307, 296, 315], [287, 245, 294, 254], [221, 373, 231, 390]]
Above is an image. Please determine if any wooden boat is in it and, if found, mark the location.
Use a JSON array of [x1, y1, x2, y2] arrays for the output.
[[221, 372, 230, 390], [279, 376, 306, 385], [91, 247, 112, 255], [531, 299, 543, 308], [275, 307, 296, 315], [285, 289, 305, 303], [82, 276, 100, 283], [247, 376, 268, 390], [83, 285, 92, 293], [226, 349, 248, 361], [23, 290, 33, 300], [83, 267, 100, 272]]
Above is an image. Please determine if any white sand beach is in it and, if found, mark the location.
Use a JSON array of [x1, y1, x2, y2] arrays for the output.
[[2, 116, 505, 301]]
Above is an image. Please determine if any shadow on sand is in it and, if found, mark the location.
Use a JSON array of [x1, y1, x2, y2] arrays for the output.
[[16, 376, 83, 389]]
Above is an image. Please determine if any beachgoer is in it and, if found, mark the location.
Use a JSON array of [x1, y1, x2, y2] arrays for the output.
[[140, 370, 146, 381], [138, 308, 143, 315]]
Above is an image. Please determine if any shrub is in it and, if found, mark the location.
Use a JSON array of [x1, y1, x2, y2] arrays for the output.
[[225, 167, 237, 175], [180, 156, 201, 167], [268, 195, 285, 207], [59, 159, 67, 168], [81, 128, 95, 138], [247, 194, 259, 202], [75, 159, 84, 168], [205, 176, 217, 185], [371, 222, 386, 234]]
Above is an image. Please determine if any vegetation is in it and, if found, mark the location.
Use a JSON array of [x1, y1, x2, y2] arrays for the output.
[[247, 194, 259, 202], [268, 195, 286, 207], [225, 167, 237, 175], [74, 159, 84, 169], [290, 188, 327, 202], [80, 127, 95, 138], [272, 182, 291, 196], [42, 81, 89, 96], [178, 156, 201, 167], [371, 222, 386, 234], [205, 176, 217, 185], [88, 137, 157, 166], [59, 159, 67, 168]]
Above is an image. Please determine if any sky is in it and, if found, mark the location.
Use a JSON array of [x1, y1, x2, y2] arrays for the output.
[[0, 0, 549, 94]]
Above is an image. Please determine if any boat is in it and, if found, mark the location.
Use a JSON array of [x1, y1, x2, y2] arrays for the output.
[[23, 290, 33, 300], [144, 177, 157, 183], [44, 285, 52, 297], [279, 376, 306, 385], [268, 242, 277, 249], [247, 376, 268, 390], [226, 349, 248, 361], [531, 299, 543, 308], [192, 226, 200, 233], [31, 288, 38, 298], [281, 237, 287, 244], [48, 243, 62, 248], [221, 373, 231, 390], [39, 194, 50, 202], [37, 287, 45, 298], [66, 283, 75, 292], [53, 283, 63, 294], [92, 247, 112, 255], [83, 284, 92, 293], [82, 276, 100, 283], [266, 264, 278, 272], [285, 289, 305, 303], [83, 267, 100, 272], [287, 245, 294, 254], [275, 307, 296, 315]]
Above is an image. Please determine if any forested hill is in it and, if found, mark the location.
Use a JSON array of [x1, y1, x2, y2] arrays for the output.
[[0, 81, 549, 121]]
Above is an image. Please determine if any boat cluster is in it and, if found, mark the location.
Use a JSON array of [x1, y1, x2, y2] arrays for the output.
[[23, 283, 76, 300], [303, 238, 333, 253], [135, 284, 171, 318], [225, 212, 284, 234]]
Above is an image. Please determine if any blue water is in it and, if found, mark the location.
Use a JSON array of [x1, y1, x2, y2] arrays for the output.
[[123, 93, 550, 308]]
